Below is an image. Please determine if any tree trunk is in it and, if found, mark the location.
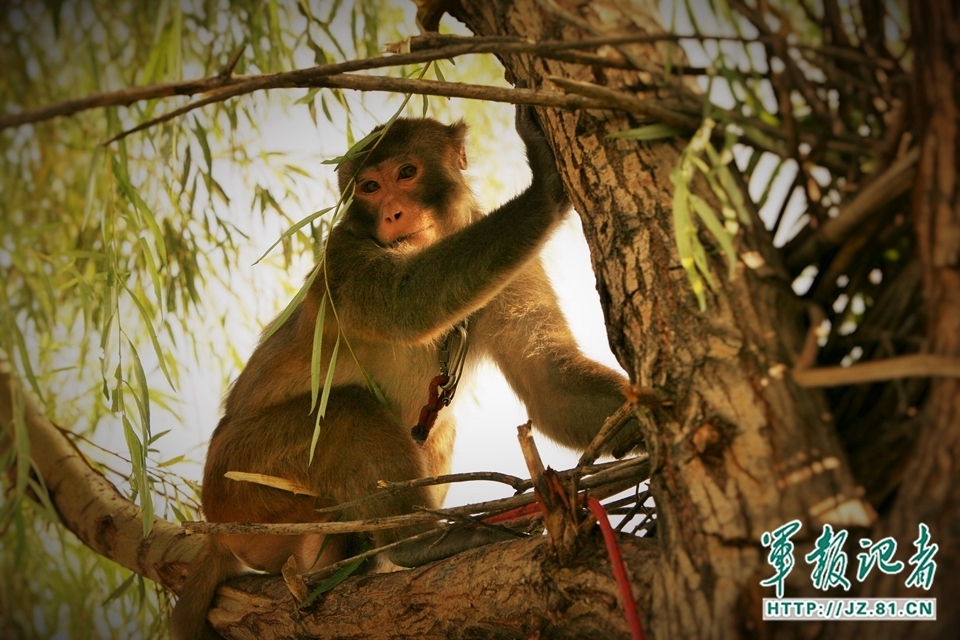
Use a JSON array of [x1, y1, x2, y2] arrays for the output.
[[451, 1, 873, 637]]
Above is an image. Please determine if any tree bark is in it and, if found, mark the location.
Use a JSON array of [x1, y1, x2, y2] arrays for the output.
[[451, 1, 874, 637], [0, 360, 199, 592], [208, 534, 658, 639]]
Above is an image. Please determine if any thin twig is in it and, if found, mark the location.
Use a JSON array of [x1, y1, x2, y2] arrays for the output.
[[220, 43, 246, 79], [548, 76, 701, 130], [792, 354, 960, 388], [182, 512, 438, 536], [1, 31, 754, 131], [103, 85, 248, 145], [579, 401, 637, 466], [314, 469, 528, 515], [106, 76, 607, 143], [786, 147, 919, 271], [181, 456, 651, 537]]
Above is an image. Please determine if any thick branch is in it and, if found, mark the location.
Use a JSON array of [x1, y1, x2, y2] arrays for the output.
[[0, 358, 198, 592], [207, 532, 657, 640]]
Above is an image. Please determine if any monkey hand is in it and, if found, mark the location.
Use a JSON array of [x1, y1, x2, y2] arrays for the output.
[[514, 103, 570, 216]]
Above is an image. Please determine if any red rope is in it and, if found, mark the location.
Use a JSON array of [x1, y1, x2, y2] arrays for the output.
[[482, 502, 542, 524], [486, 496, 645, 639], [587, 497, 645, 640]]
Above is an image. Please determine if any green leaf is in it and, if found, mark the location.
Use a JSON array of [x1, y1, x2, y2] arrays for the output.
[[260, 263, 322, 344], [689, 194, 737, 278], [309, 321, 338, 466], [137, 236, 163, 307], [103, 572, 136, 605], [300, 553, 366, 607], [125, 337, 152, 446], [670, 168, 706, 311], [296, 87, 320, 105], [254, 206, 333, 264], [81, 146, 102, 230], [318, 333, 339, 418], [125, 286, 176, 390], [309, 293, 328, 412]]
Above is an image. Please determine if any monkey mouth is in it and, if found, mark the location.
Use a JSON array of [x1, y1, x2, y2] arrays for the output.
[[392, 226, 435, 246]]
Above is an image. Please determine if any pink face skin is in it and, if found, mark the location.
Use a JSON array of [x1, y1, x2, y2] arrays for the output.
[[354, 157, 439, 248]]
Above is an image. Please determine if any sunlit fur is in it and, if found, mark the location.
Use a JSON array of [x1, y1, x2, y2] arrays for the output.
[[170, 110, 637, 640]]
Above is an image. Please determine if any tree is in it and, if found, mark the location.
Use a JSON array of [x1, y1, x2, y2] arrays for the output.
[[2, 0, 958, 638]]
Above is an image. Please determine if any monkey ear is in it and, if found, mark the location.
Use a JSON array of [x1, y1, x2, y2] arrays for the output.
[[449, 120, 468, 170]]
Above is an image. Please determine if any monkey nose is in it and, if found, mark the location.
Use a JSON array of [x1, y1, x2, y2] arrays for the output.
[[385, 211, 402, 223]]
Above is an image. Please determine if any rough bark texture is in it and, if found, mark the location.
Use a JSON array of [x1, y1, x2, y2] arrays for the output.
[[850, 3, 960, 639], [451, 1, 874, 638], [207, 534, 658, 639]]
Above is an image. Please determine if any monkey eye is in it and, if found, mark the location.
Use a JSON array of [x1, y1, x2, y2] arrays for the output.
[[358, 180, 380, 194], [398, 164, 417, 180]]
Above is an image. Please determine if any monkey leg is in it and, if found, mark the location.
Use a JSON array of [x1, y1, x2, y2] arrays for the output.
[[304, 386, 517, 567]]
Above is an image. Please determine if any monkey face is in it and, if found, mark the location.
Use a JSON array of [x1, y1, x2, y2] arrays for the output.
[[353, 157, 439, 248], [338, 118, 477, 249]]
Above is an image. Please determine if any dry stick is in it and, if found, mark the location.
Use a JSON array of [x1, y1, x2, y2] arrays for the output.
[[793, 305, 828, 372], [578, 401, 637, 467], [182, 512, 438, 536], [107, 76, 608, 143], [191, 459, 653, 587], [1, 31, 736, 131], [102, 84, 250, 145], [183, 456, 651, 537], [547, 76, 701, 130], [313, 469, 529, 515], [792, 354, 960, 388], [517, 423, 547, 486], [315, 456, 633, 517], [786, 146, 919, 271]]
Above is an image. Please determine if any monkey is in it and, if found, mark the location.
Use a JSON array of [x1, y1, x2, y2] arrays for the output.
[[170, 106, 637, 640]]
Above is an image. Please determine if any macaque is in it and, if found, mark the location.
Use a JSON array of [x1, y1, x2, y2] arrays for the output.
[[170, 106, 636, 640]]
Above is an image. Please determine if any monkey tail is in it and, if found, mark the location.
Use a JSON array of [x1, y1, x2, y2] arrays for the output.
[[170, 536, 237, 640]]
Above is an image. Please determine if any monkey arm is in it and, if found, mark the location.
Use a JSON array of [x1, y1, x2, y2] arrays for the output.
[[477, 260, 636, 452], [326, 196, 561, 343], [325, 105, 570, 345]]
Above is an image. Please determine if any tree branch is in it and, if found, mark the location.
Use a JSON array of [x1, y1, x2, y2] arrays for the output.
[[3, 32, 705, 132], [0, 357, 198, 592], [208, 533, 657, 639], [792, 354, 960, 387]]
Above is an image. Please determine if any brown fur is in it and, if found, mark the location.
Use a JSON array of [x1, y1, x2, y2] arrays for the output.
[[170, 108, 636, 639]]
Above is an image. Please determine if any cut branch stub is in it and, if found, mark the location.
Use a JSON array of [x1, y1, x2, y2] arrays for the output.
[[517, 422, 582, 564]]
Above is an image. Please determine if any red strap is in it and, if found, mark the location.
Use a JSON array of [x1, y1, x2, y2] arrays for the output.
[[411, 374, 451, 445]]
